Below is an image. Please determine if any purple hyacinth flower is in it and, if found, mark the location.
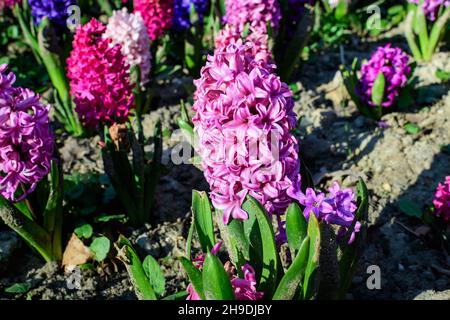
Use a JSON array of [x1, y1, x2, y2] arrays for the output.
[[28, 0, 76, 27], [299, 187, 334, 219], [173, 0, 208, 31], [0, 64, 54, 202]]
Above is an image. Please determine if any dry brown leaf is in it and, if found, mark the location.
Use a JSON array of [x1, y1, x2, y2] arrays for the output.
[[62, 233, 93, 270]]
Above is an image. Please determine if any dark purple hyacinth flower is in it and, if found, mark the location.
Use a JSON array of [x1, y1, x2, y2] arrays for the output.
[[173, 0, 208, 31], [28, 0, 76, 27]]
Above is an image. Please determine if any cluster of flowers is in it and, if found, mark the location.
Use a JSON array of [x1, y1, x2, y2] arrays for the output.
[[433, 176, 450, 222], [134, 0, 174, 40], [0, 0, 20, 10], [299, 182, 360, 243], [214, 25, 273, 64], [173, 0, 208, 31], [0, 64, 53, 202], [67, 5, 155, 129], [357, 44, 411, 108], [67, 18, 135, 129], [187, 243, 264, 300], [28, 0, 76, 27], [192, 38, 302, 225], [224, 0, 281, 34], [104, 8, 152, 88], [408, 0, 450, 21]]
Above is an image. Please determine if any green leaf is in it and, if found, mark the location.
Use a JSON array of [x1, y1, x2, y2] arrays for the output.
[[5, 282, 31, 294], [202, 252, 235, 300], [404, 123, 421, 135], [117, 235, 157, 300], [192, 191, 215, 252], [142, 255, 166, 298], [162, 291, 189, 300], [334, 0, 348, 21], [371, 72, 385, 107], [302, 212, 321, 300], [286, 203, 308, 257], [242, 196, 281, 297], [398, 199, 423, 218], [436, 69, 450, 82], [74, 223, 93, 239], [180, 257, 206, 300], [43, 160, 63, 261], [273, 236, 310, 300], [89, 236, 110, 262], [93, 214, 126, 223], [338, 178, 369, 298], [215, 211, 249, 278]]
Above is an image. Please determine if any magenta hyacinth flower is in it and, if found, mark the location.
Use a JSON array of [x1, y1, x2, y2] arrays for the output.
[[433, 176, 450, 222], [0, 0, 20, 9], [0, 64, 54, 202], [357, 44, 411, 108], [408, 0, 450, 21], [192, 38, 302, 225], [133, 0, 174, 41], [67, 19, 135, 129], [224, 0, 282, 34]]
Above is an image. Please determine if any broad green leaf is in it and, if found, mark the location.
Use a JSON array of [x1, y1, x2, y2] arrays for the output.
[[90, 236, 110, 262], [162, 291, 189, 300], [404, 123, 421, 135], [143, 255, 166, 298], [74, 223, 93, 239], [202, 252, 235, 300], [338, 178, 369, 298], [217, 215, 249, 276], [273, 237, 310, 300], [371, 72, 385, 107], [398, 199, 423, 218], [335, 0, 348, 21], [286, 202, 307, 257], [192, 191, 215, 252], [43, 160, 63, 260], [185, 214, 195, 259], [302, 213, 321, 300], [117, 235, 157, 300], [242, 196, 281, 297], [5, 282, 31, 294], [93, 214, 126, 223], [180, 257, 206, 300], [436, 69, 450, 82], [426, 6, 450, 60]]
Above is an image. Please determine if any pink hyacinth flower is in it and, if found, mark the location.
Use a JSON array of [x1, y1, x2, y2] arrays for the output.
[[67, 18, 135, 129]]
